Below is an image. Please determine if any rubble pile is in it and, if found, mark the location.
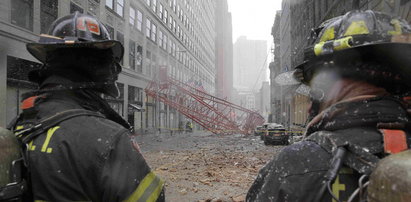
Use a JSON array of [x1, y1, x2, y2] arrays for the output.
[[140, 133, 283, 202]]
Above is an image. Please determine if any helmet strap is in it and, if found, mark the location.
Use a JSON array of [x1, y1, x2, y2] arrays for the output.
[[308, 89, 325, 120]]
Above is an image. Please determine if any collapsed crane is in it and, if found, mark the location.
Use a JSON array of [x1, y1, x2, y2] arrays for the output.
[[145, 69, 265, 135]]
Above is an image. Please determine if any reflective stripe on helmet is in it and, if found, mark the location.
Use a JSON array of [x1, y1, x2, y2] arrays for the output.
[[319, 27, 335, 42], [344, 20, 370, 36], [314, 36, 353, 56], [388, 19, 403, 35]]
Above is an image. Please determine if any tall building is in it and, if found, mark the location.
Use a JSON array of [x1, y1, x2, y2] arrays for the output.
[[233, 36, 267, 91], [256, 81, 270, 120], [270, 0, 411, 129], [215, 0, 233, 101], [0, 0, 217, 132]]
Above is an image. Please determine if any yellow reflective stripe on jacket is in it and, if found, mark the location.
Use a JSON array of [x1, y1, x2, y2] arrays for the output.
[[124, 172, 164, 202]]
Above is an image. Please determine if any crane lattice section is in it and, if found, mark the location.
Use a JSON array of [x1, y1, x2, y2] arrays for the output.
[[145, 75, 265, 135]]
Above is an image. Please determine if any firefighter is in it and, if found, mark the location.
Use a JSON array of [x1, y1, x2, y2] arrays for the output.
[[13, 12, 164, 201], [186, 121, 193, 133], [247, 10, 411, 202]]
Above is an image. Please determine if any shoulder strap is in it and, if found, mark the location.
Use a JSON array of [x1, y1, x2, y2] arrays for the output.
[[14, 109, 104, 144], [306, 130, 381, 176]]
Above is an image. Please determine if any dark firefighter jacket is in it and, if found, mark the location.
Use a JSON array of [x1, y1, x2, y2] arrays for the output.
[[246, 96, 411, 202], [14, 88, 165, 202]]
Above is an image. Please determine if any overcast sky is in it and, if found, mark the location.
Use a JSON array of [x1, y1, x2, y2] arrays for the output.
[[227, 0, 282, 45], [227, 0, 282, 82]]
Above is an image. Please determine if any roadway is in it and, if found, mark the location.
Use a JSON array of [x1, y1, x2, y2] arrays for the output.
[[135, 130, 285, 202]]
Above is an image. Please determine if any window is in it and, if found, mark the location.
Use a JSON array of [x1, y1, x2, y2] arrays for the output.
[[6, 56, 42, 121], [151, 54, 157, 77], [116, 32, 124, 64], [128, 86, 143, 103], [158, 30, 163, 48], [40, 0, 58, 34], [168, 40, 172, 54], [146, 50, 151, 75], [116, 0, 124, 16], [159, 31, 163, 48], [151, 23, 157, 42], [11, 0, 33, 31], [129, 40, 136, 69], [117, 32, 124, 45], [7, 56, 41, 86], [172, 42, 176, 57], [146, 19, 151, 38], [163, 9, 168, 24], [70, 2, 84, 13], [173, 20, 176, 32], [107, 83, 124, 115], [129, 7, 136, 25], [136, 45, 143, 73], [177, 46, 180, 61], [163, 35, 167, 50], [137, 10, 143, 31], [159, 4, 163, 19], [106, 0, 123, 16], [105, 24, 115, 39], [152, 0, 157, 12], [177, 25, 180, 38], [169, 16, 173, 29], [146, 0, 150, 6], [106, 0, 114, 9]]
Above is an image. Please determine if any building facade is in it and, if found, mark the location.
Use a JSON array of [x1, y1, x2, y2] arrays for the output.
[[256, 81, 270, 121], [0, 0, 217, 132], [215, 0, 233, 101], [270, 0, 411, 129], [233, 36, 267, 92]]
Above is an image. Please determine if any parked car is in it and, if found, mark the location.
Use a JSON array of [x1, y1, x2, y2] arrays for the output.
[[259, 123, 269, 140], [262, 123, 289, 145], [254, 125, 264, 136]]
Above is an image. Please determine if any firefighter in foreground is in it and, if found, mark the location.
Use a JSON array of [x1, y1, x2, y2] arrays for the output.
[[247, 10, 411, 201], [11, 13, 164, 201]]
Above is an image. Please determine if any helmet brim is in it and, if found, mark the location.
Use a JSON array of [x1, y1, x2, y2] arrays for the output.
[[26, 40, 124, 64], [297, 42, 411, 84]]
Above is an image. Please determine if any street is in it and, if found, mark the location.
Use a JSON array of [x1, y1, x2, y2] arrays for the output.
[[135, 131, 284, 202]]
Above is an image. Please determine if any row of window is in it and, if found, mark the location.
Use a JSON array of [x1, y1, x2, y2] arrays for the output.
[[8, 0, 214, 91], [144, 0, 212, 72], [10, 0, 85, 34], [106, 0, 214, 82], [106, 0, 124, 17]]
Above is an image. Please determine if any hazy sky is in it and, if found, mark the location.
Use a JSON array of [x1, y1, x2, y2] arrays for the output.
[[227, 0, 282, 82], [227, 0, 282, 45]]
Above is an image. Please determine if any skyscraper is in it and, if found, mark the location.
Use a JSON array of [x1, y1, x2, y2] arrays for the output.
[[215, 0, 233, 101], [233, 36, 267, 91]]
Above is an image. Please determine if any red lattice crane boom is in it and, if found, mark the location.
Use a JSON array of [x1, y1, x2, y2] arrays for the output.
[[145, 71, 265, 135]]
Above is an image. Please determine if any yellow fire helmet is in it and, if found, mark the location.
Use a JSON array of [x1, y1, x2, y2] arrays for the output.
[[294, 10, 411, 93]]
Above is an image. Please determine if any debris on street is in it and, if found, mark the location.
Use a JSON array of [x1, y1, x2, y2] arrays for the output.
[[136, 131, 284, 201]]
